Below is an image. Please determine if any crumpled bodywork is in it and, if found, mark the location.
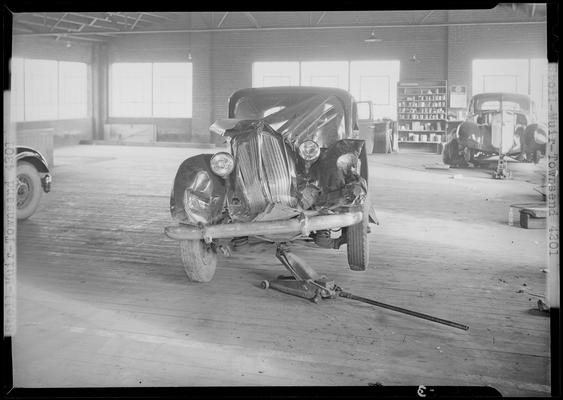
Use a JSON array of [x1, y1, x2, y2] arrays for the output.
[[172, 88, 368, 226]]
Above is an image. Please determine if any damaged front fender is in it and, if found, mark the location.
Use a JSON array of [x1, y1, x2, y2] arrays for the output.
[[170, 154, 227, 225]]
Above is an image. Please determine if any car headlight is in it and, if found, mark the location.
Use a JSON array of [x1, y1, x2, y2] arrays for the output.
[[336, 153, 359, 173], [298, 140, 320, 162], [210, 152, 234, 177]]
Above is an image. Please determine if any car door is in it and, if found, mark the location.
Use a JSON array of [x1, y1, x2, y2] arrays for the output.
[[356, 101, 376, 154]]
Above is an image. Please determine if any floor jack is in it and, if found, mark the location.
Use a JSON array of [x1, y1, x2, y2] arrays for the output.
[[261, 245, 469, 331], [492, 154, 512, 179]]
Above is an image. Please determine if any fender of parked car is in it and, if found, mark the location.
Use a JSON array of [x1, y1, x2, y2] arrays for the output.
[[16, 146, 50, 173]]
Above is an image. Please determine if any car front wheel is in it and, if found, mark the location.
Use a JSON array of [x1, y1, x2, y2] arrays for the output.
[[17, 161, 43, 220], [346, 201, 369, 271], [179, 239, 217, 282]]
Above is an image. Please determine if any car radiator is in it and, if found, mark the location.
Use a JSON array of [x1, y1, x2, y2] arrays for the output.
[[233, 130, 297, 215]]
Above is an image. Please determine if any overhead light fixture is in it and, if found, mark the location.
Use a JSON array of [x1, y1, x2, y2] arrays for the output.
[[188, 51, 192, 61], [364, 30, 382, 43], [65, 41, 72, 48]]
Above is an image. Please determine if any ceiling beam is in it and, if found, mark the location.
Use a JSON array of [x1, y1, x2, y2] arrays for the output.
[[244, 12, 260, 28], [63, 34, 106, 42], [142, 12, 176, 21], [16, 18, 82, 33], [217, 12, 228, 28], [316, 11, 327, 25], [130, 13, 144, 31], [13, 19, 546, 38], [419, 10, 435, 24], [49, 13, 69, 32]]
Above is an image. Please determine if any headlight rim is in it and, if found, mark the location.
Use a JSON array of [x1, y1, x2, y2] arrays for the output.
[[298, 140, 321, 162], [210, 151, 235, 177]]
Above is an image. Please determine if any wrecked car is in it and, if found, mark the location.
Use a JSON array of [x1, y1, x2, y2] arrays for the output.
[[17, 146, 52, 220], [442, 92, 547, 167], [165, 87, 375, 282]]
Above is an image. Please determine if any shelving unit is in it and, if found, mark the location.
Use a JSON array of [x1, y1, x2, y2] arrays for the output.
[[397, 80, 448, 153]]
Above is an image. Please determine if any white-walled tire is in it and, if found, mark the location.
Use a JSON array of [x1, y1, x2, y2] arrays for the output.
[[179, 239, 217, 282], [17, 161, 43, 220]]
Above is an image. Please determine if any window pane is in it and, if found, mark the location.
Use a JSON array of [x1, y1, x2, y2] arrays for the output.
[[482, 75, 518, 93], [153, 63, 192, 118], [24, 59, 58, 121], [530, 58, 548, 121], [472, 59, 528, 95], [252, 62, 300, 87], [350, 60, 400, 119], [10, 58, 25, 122], [300, 61, 349, 90], [110, 63, 152, 117], [58, 61, 87, 119]]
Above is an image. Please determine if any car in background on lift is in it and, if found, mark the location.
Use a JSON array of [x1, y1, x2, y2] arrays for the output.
[[442, 92, 548, 171], [16, 146, 52, 220], [164, 86, 377, 283]]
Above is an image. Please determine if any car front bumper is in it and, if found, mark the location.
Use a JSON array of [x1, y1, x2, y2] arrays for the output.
[[164, 210, 363, 242]]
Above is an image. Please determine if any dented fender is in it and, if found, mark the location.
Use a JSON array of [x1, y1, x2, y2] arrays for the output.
[[170, 154, 226, 224]]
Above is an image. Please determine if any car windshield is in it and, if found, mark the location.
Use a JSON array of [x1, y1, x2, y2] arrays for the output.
[[232, 92, 346, 145], [474, 95, 530, 113]]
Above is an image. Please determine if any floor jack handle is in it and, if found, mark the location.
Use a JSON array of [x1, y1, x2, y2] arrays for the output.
[[338, 290, 469, 331]]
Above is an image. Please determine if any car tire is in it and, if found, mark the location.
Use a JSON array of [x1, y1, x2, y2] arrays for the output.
[[179, 239, 217, 282], [442, 138, 458, 165], [346, 145, 369, 271], [17, 161, 43, 220], [346, 201, 369, 271]]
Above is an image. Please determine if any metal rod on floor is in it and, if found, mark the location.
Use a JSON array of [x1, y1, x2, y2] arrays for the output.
[[338, 290, 469, 331]]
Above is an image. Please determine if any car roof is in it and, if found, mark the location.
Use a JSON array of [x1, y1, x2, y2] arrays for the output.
[[227, 86, 357, 133], [230, 86, 354, 100], [472, 92, 531, 102]]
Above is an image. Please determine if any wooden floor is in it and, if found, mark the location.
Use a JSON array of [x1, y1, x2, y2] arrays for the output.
[[13, 145, 550, 396]]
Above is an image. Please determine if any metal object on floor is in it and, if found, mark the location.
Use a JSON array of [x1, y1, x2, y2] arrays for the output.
[[260, 246, 338, 303], [261, 244, 469, 331], [492, 154, 512, 179], [336, 289, 469, 330]]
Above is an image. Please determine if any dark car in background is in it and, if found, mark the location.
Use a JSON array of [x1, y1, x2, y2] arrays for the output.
[[165, 87, 376, 282], [443, 92, 547, 167]]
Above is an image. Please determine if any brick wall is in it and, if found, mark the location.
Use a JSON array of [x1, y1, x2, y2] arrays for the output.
[[12, 20, 547, 144]]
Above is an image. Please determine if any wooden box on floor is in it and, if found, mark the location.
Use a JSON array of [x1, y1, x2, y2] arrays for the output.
[[520, 210, 547, 229]]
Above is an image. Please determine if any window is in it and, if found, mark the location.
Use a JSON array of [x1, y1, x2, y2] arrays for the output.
[[252, 62, 300, 87], [350, 61, 400, 119], [530, 58, 548, 121], [58, 62, 88, 119], [300, 61, 349, 90], [24, 59, 58, 121], [153, 63, 193, 118], [10, 58, 88, 122], [109, 62, 192, 118], [110, 63, 152, 117], [10, 58, 25, 122], [251, 60, 400, 120], [473, 58, 548, 121], [473, 59, 529, 95]]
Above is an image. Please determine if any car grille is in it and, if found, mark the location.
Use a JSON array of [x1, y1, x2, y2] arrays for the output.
[[233, 130, 297, 215]]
